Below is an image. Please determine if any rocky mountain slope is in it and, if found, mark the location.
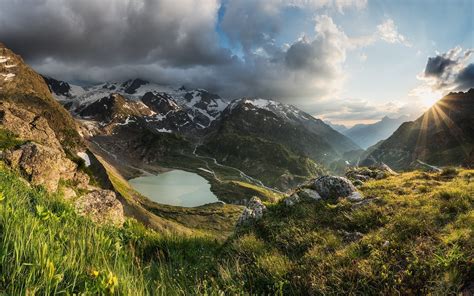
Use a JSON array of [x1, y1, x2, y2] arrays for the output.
[[343, 115, 410, 149], [362, 90, 474, 169]]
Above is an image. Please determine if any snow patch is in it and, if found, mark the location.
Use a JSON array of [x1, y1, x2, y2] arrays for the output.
[[157, 128, 172, 133], [1, 73, 15, 81], [77, 152, 91, 167], [116, 116, 135, 126]]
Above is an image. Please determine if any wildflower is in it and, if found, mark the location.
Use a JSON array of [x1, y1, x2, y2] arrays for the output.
[[107, 272, 118, 293], [91, 269, 99, 278]]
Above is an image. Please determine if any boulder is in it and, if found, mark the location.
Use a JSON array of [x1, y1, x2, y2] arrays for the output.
[[62, 186, 77, 200], [311, 176, 362, 200], [4, 142, 77, 192], [299, 188, 321, 200], [283, 193, 301, 206], [345, 163, 397, 182], [237, 196, 266, 226], [74, 189, 125, 226]]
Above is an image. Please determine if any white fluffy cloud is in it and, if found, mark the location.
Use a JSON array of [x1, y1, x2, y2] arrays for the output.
[[376, 18, 411, 47]]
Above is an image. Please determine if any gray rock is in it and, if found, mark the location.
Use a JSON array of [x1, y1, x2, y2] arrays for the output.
[[311, 176, 361, 200], [237, 196, 266, 226], [340, 230, 364, 242], [284, 193, 301, 206], [353, 174, 370, 181], [347, 191, 363, 201], [299, 188, 322, 200], [74, 190, 125, 226]]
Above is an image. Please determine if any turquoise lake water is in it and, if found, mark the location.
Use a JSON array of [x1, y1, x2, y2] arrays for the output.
[[129, 170, 218, 207]]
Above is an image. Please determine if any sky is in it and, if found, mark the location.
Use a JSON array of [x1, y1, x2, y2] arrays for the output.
[[0, 0, 472, 126]]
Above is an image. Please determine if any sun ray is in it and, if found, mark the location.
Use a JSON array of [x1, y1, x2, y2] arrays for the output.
[[431, 103, 470, 156]]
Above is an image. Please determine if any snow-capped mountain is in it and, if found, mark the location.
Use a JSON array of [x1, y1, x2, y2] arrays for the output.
[[43, 76, 361, 189], [44, 78, 229, 135]]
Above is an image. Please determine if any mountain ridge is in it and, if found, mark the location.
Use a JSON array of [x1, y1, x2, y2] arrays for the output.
[[362, 89, 474, 169]]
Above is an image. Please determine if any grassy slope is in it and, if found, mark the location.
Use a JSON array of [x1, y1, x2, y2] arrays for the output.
[[1, 161, 472, 294], [0, 162, 233, 295], [92, 152, 243, 238], [230, 169, 474, 294]]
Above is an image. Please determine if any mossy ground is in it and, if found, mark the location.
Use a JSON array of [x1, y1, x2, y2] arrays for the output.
[[0, 161, 472, 295]]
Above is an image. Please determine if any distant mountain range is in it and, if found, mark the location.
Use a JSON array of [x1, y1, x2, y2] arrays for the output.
[[42, 76, 360, 191], [341, 116, 410, 149], [362, 89, 474, 169]]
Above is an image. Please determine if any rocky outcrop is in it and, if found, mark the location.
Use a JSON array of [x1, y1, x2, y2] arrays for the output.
[[3, 142, 85, 192], [345, 163, 397, 183], [310, 176, 362, 201], [237, 197, 266, 226], [0, 101, 90, 192], [298, 188, 322, 200], [0, 101, 62, 149], [74, 189, 125, 226]]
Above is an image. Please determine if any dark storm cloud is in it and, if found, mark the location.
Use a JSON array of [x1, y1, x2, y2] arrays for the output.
[[419, 47, 474, 92], [0, 0, 230, 67], [0, 0, 367, 103], [424, 56, 456, 78], [455, 63, 474, 90]]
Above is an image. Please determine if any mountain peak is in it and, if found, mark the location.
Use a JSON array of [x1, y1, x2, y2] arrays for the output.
[[122, 78, 149, 94]]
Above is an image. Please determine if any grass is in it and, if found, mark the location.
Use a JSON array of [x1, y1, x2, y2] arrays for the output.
[[0, 158, 472, 294], [230, 180, 286, 202], [229, 169, 474, 294], [0, 162, 236, 294], [0, 129, 25, 150]]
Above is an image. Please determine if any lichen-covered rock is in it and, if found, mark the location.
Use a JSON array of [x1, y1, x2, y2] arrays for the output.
[[0, 101, 62, 150], [237, 196, 266, 226], [346, 163, 398, 182], [311, 175, 361, 200], [74, 190, 124, 226], [299, 188, 321, 200], [284, 193, 301, 206], [73, 171, 90, 190], [4, 142, 77, 192], [62, 186, 77, 200]]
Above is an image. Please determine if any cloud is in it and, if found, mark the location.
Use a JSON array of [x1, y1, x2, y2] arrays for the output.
[[1, 0, 399, 120], [0, 0, 230, 67], [412, 47, 474, 95], [376, 18, 411, 47]]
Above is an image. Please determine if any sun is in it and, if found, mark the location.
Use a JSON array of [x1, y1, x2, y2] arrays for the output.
[[422, 96, 439, 108]]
